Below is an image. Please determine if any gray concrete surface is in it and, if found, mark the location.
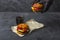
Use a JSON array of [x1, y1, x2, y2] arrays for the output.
[[0, 0, 60, 12], [0, 12, 60, 40]]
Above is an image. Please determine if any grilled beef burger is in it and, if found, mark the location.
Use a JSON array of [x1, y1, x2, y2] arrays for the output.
[[17, 23, 30, 35]]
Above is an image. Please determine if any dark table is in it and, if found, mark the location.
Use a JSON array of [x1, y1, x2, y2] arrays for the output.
[[0, 0, 60, 12], [0, 12, 60, 40]]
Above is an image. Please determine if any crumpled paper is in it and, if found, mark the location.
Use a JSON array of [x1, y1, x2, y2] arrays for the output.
[[11, 19, 44, 37]]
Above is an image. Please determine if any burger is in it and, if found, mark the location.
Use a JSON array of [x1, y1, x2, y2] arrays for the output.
[[31, 3, 44, 12], [17, 23, 30, 35]]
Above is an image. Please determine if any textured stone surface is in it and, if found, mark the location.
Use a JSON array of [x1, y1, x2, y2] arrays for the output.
[[0, 12, 60, 40], [0, 0, 60, 12]]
